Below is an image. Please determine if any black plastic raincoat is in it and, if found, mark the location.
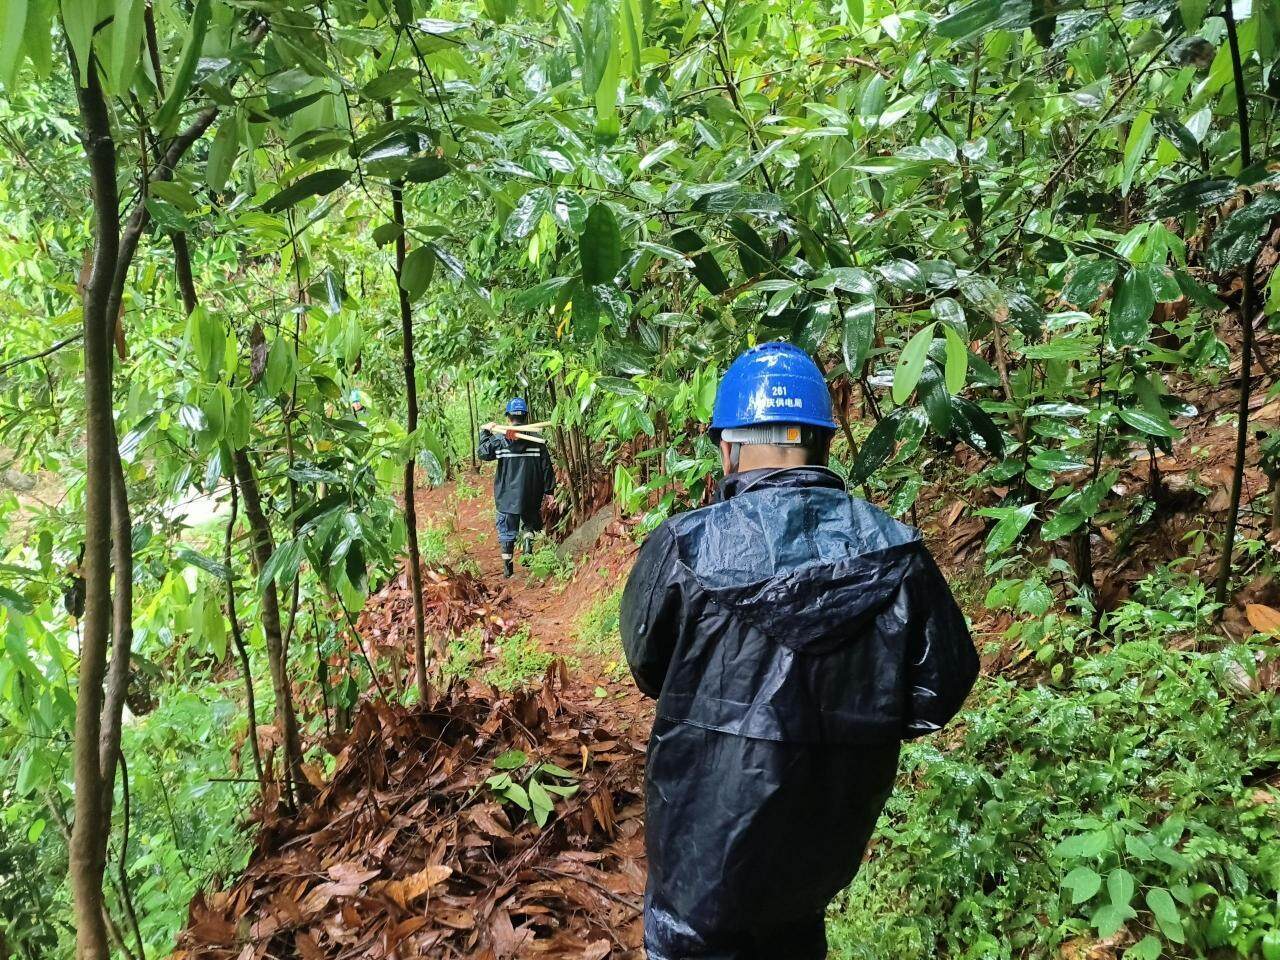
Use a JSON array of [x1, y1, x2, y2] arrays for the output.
[[620, 467, 978, 960], [477, 430, 556, 516]]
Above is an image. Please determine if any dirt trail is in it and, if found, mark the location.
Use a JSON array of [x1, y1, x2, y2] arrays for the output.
[[414, 478, 651, 739]]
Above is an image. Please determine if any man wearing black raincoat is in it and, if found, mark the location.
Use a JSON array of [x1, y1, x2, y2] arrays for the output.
[[478, 397, 556, 577], [621, 341, 978, 959]]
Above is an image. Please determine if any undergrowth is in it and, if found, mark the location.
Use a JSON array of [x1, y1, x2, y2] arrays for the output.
[[522, 536, 575, 582], [828, 569, 1280, 960], [483, 628, 562, 690], [575, 587, 629, 682]]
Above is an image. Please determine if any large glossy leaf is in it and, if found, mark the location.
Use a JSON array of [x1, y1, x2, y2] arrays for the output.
[[1062, 258, 1118, 307], [849, 410, 905, 485], [1206, 193, 1280, 272], [581, 0, 614, 96], [670, 229, 729, 294], [261, 169, 352, 213], [952, 396, 1005, 457], [1108, 267, 1154, 346], [107, 0, 144, 93], [504, 188, 551, 241], [0, 0, 26, 88], [692, 189, 786, 215], [841, 298, 875, 375], [154, 0, 210, 131], [981, 504, 1036, 555], [942, 325, 968, 394], [580, 203, 622, 284], [892, 322, 937, 404], [400, 247, 435, 301], [937, 0, 1032, 40]]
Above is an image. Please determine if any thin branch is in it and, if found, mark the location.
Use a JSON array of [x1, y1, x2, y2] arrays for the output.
[[0, 334, 84, 375]]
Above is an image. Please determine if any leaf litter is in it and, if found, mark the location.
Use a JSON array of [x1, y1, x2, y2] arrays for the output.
[[176, 560, 647, 959]]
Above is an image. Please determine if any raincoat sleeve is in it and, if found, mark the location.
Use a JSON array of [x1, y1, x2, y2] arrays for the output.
[[478, 430, 501, 461], [620, 524, 681, 699], [903, 548, 979, 738], [539, 444, 556, 494]]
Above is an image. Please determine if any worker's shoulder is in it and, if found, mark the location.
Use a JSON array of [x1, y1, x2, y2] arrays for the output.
[[666, 487, 922, 560]]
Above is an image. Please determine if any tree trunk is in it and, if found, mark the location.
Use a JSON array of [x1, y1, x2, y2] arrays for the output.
[[70, 59, 120, 960], [226, 477, 265, 787], [1213, 0, 1257, 613], [386, 105, 430, 696], [232, 449, 304, 807]]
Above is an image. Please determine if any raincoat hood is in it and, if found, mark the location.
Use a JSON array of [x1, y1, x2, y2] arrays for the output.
[[698, 467, 918, 653]]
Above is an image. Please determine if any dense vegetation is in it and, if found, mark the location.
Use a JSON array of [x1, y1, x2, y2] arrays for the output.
[[0, 0, 1278, 954]]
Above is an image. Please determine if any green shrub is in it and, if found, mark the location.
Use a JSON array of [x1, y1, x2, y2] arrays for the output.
[[440, 627, 484, 684], [575, 587, 629, 682], [523, 536, 575, 582], [483, 628, 559, 690], [827, 576, 1280, 960]]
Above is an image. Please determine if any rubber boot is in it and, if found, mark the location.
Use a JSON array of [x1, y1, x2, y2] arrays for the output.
[[502, 548, 514, 578], [519, 533, 534, 567]]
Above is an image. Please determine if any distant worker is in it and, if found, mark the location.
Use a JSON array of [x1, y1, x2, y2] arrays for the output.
[[478, 398, 556, 578], [620, 341, 978, 960]]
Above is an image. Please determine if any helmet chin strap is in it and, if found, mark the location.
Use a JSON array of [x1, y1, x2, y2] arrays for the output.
[[728, 442, 742, 474]]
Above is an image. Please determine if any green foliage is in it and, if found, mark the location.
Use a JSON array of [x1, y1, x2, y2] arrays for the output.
[[522, 536, 575, 582], [828, 572, 1280, 959], [482, 628, 558, 691], [485, 750, 580, 828], [575, 586, 629, 682], [440, 626, 484, 684]]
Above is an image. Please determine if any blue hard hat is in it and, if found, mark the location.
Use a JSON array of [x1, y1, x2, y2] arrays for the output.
[[711, 341, 836, 431], [505, 397, 528, 416]]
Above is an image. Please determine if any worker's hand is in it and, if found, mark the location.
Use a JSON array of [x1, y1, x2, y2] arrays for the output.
[[505, 429, 519, 441]]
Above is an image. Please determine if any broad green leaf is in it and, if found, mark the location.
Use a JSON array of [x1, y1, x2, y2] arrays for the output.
[[936, 0, 1030, 40], [60, 0, 96, 85], [0, 0, 29, 88], [261, 169, 352, 213], [504, 188, 551, 241], [1121, 109, 1154, 196], [503, 781, 531, 810], [1118, 408, 1179, 439], [23, 0, 51, 77], [154, 0, 210, 132], [942, 325, 968, 394], [670, 228, 728, 294], [493, 749, 527, 770], [841, 299, 875, 375], [581, 0, 614, 96], [984, 504, 1035, 554], [1062, 259, 1118, 308], [1063, 866, 1102, 904], [107, 0, 144, 93], [1108, 268, 1154, 347], [580, 203, 621, 284], [1207, 193, 1280, 273], [206, 118, 238, 192], [639, 140, 679, 171], [1145, 887, 1184, 943], [594, 26, 620, 138], [849, 410, 905, 485], [892, 322, 937, 404], [620, 0, 642, 76], [693, 189, 786, 215], [1126, 936, 1162, 960], [1107, 868, 1135, 909], [400, 246, 435, 301], [952, 397, 1005, 457]]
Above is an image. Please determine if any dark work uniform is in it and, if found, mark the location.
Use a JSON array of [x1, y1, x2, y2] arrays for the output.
[[620, 467, 978, 960], [477, 429, 556, 547]]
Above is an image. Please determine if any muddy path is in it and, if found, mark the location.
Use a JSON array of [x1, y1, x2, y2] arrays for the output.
[[413, 477, 651, 741]]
